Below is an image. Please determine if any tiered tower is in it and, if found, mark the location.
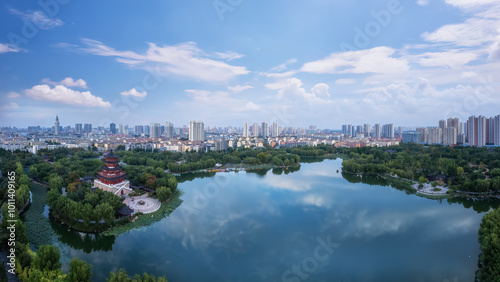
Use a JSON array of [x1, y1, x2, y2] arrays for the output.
[[93, 150, 132, 195], [97, 150, 126, 185]]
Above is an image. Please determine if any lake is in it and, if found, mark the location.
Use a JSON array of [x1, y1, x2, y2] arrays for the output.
[[37, 159, 499, 281]]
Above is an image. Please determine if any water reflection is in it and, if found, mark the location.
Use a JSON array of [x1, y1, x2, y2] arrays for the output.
[[50, 159, 500, 282], [50, 217, 115, 253]]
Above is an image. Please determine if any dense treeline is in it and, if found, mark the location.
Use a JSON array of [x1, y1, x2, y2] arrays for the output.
[[476, 207, 500, 281], [45, 173, 125, 231], [340, 144, 500, 193], [0, 164, 33, 271], [118, 147, 305, 174]]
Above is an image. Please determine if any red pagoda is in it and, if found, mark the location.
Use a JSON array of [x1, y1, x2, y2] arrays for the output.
[[93, 150, 132, 195]]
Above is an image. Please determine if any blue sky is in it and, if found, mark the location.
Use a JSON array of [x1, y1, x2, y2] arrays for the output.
[[1, 0, 500, 129]]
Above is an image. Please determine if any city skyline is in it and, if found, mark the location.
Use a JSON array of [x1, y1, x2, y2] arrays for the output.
[[1, 1, 500, 128]]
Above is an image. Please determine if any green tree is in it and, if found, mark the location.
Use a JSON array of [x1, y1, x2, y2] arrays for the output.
[[67, 257, 92, 282], [156, 186, 172, 202], [457, 166, 464, 178], [256, 153, 268, 164], [33, 245, 61, 272]]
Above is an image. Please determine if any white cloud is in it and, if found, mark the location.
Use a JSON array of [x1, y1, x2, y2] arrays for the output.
[[444, 0, 499, 9], [1, 102, 19, 110], [417, 0, 430, 6], [9, 9, 63, 30], [422, 18, 499, 47], [25, 84, 111, 108], [77, 39, 249, 82], [276, 78, 332, 103], [489, 34, 500, 59], [270, 58, 298, 72], [335, 78, 355, 85], [120, 88, 147, 98], [301, 47, 409, 74], [0, 43, 23, 54], [228, 85, 253, 93], [41, 77, 88, 88], [259, 70, 298, 78], [416, 50, 478, 67], [7, 92, 21, 98], [213, 51, 245, 61]]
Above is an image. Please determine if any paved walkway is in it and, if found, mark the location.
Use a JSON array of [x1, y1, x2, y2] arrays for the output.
[[124, 194, 161, 214], [412, 183, 449, 195]]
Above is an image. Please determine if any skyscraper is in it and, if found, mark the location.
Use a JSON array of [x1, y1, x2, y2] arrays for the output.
[[428, 127, 443, 144], [150, 123, 161, 138], [243, 122, 249, 138], [165, 122, 174, 138], [110, 123, 116, 134], [374, 124, 381, 138], [119, 124, 124, 134], [272, 122, 279, 137], [135, 125, 144, 134], [84, 123, 92, 133], [252, 122, 259, 137], [75, 123, 82, 134], [494, 115, 500, 146], [54, 115, 60, 135], [356, 125, 363, 136], [382, 124, 394, 138], [416, 127, 428, 143], [342, 125, 353, 138], [261, 122, 269, 138], [363, 124, 371, 137], [443, 127, 457, 145], [438, 120, 446, 130], [467, 115, 486, 147], [189, 120, 204, 141]]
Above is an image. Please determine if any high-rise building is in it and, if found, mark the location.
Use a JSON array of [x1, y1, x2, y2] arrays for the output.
[[495, 115, 500, 146], [467, 115, 486, 147], [150, 123, 161, 138], [486, 117, 495, 145], [374, 124, 381, 138], [272, 122, 279, 137], [382, 123, 394, 138], [119, 124, 124, 134], [443, 127, 457, 145], [439, 120, 446, 130], [262, 122, 269, 138], [402, 132, 421, 143], [123, 125, 129, 135], [189, 120, 205, 141], [135, 125, 144, 134], [144, 125, 150, 135], [252, 123, 259, 137], [363, 124, 371, 137], [342, 124, 353, 138], [110, 123, 116, 134], [215, 138, 229, 151], [428, 127, 443, 144], [356, 125, 363, 136], [84, 124, 92, 133], [54, 115, 60, 135], [165, 122, 174, 138], [75, 123, 82, 134], [243, 122, 249, 138], [416, 127, 427, 143]]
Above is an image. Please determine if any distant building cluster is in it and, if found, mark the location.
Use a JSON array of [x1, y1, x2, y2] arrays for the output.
[[401, 115, 500, 146], [1, 114, 499, 154]]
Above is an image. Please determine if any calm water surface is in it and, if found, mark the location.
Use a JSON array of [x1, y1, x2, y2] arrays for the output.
[[49, 159, 497, 281]]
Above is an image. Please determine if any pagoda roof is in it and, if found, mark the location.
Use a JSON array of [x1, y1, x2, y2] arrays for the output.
[[104, 149, 120, 159]]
